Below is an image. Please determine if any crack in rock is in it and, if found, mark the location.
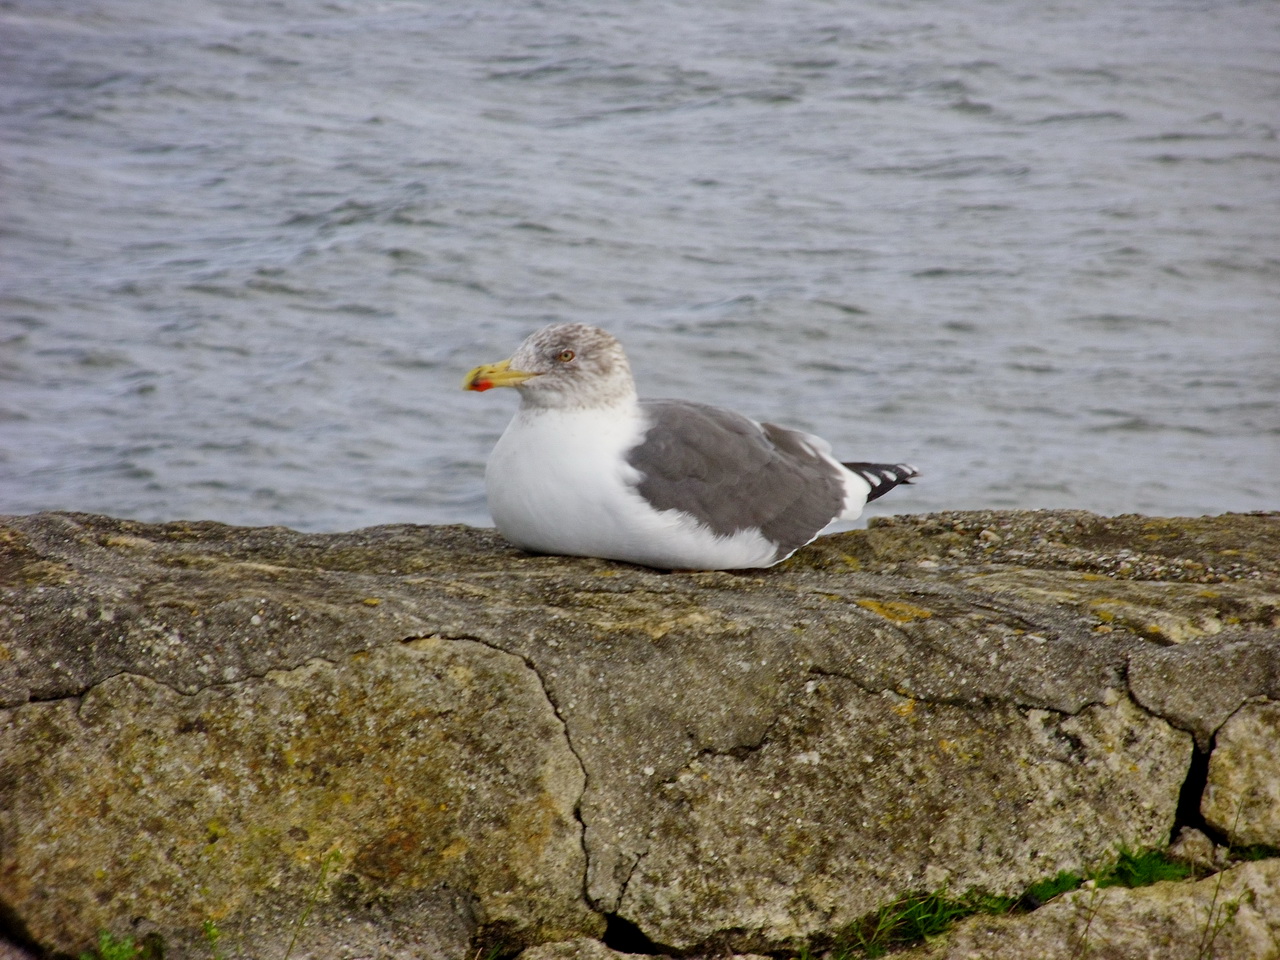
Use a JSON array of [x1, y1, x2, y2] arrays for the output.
[[428, 632, 603, 924], [2, 509, 1275, 958]]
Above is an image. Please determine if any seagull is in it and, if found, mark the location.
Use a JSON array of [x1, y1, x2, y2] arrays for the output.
[[463, 323, 916, 570]]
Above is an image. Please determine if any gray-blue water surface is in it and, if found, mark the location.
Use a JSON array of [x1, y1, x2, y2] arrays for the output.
[[2, 0, 1278, 533]]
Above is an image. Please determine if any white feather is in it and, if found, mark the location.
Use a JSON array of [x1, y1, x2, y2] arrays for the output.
[[487, 404, 781, 569]]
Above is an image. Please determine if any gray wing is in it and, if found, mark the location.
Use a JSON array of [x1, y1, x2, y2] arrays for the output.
[[628, 400, 847, 560]]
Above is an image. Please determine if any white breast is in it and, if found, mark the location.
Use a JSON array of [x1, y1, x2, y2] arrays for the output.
[[485, 405, 781, 569]]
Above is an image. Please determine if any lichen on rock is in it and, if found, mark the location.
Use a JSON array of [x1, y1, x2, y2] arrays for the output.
[[1204, 699, 1280, 848], [620, 689, 1187, 952], [909, 858, 1280, 960], [0, 635, 598, 957], [0, 509, 1276, 958]]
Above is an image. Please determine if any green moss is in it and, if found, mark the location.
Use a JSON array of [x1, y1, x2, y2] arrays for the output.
[[1021, 847, 1197, 907], [792, 845, 1215, 959], [1231, 843, 1280, 862], [1094, 846, 1193, 889], [78, 932, 133, 960], [78, 931, 162, 960], [1022, 869, 1084, 906], [203, 919, 225, 960]]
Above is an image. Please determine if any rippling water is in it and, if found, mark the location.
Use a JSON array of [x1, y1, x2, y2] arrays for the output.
[[2, 0, 1277, 532]]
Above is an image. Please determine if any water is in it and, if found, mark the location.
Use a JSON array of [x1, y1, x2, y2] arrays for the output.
[[2, 0, 1278, 534]]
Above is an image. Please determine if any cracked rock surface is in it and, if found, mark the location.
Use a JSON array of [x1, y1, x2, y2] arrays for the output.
[[622, 692, 1186, 951], [908, 858, 1280, 960], [1204, 699, 1280, 847], [0, 509, 1277, 957]]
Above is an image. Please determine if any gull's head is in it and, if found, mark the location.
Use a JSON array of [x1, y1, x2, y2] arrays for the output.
[[463, 323, 636, 409]]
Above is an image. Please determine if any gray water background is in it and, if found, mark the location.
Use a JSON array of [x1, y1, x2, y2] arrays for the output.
[[2, 0, 1278, 533]]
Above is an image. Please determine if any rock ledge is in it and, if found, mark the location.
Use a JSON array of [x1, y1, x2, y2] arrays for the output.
[[1, 509, 1277, 959]]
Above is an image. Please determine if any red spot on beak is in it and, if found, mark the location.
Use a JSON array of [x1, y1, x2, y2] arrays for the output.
[[471, 380, 493, 392]]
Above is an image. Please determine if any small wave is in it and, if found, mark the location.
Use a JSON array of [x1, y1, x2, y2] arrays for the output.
[[283, 199, 380, 229], [911, 266, 1021, 279], [812, 299, 868, 316], [1032, 111, 1127, 124], [1066, 313, 1172, 330], [1086, 415, 1212, 436]]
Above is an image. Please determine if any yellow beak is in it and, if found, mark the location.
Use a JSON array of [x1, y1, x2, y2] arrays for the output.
[[462, 358, 541, 392]]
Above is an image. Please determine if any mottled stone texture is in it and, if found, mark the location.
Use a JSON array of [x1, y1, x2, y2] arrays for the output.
[[1204, 699, 1280, 847], [621, 693, 1186, 951], [0, 638, 596, 958], [0, 509, 1276, 957], [910, 859, 1280, 960]]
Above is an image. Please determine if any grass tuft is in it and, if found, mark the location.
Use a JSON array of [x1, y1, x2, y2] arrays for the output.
[[1022, 870, 1084, 907], [1094, 847, 1193, 889], [831, 889, 1013, 958], [792, 844, 1228, 959], [1231, 843, 1280, 862]]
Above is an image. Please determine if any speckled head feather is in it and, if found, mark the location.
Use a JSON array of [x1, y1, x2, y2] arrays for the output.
[[507, 323, 637, 410]]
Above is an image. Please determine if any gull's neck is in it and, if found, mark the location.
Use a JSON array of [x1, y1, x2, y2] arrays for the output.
[[516, 377, 639, 414]]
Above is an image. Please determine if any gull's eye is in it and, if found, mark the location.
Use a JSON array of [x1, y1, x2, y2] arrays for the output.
[[557, 349, 575, 363]]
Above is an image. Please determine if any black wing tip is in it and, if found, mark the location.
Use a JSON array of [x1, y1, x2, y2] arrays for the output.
[[841, 461, 919, 502]]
